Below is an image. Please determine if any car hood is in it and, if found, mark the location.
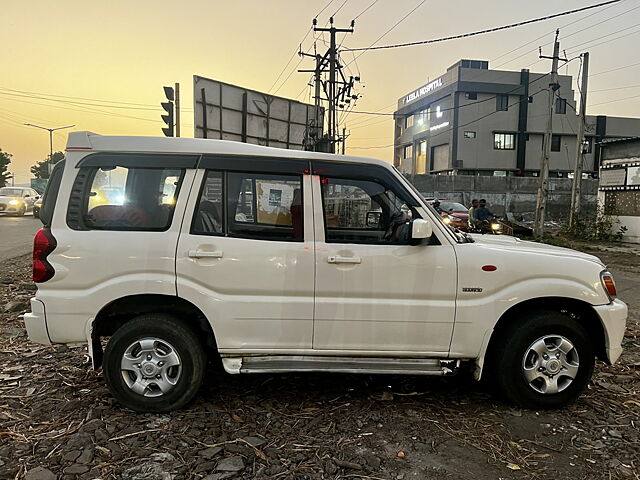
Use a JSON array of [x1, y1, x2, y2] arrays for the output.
[[0, 196, 20, 202], [469, 234, 605, 267]]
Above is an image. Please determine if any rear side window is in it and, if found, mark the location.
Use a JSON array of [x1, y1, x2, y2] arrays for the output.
[[39, 160, 65, 227], [70, 166, 185, 231], [191, 171, 224, 235], [227, 172, 303, 241]]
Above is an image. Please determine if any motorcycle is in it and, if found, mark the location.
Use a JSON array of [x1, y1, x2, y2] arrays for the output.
[[470, 217, 502, 235]]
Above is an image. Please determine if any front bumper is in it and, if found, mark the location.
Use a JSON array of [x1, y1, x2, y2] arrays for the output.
[[23, 298, 51, 345], [593, 298, 628, 364]]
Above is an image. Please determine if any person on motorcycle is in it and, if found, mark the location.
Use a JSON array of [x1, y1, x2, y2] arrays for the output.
[[475, 199, 495, 222], [433, 200, 444, 214], [468, 199, 479, 229]]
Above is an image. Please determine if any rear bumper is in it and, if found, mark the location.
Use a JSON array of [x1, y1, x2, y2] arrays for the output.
[[593, 298, 628, 364], [23, 298, 51, 345]]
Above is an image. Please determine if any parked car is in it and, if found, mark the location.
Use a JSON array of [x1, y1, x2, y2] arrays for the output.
[[24, 132, 627, 412], [33, 198, 43, 219], [0, 187, 39, 216], [430, 200, 470, 231]]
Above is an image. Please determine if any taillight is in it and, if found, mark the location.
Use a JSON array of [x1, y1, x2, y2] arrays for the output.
[[600, 271, 617, 300], [33, 228, 57, 283]]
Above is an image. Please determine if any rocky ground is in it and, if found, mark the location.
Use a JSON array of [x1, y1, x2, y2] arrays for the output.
[[1, 244, 639, 480]]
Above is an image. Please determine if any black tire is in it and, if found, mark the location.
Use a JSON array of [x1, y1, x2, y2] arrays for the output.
[[103, 313, 206, 412], [489, 311, 594, 409]]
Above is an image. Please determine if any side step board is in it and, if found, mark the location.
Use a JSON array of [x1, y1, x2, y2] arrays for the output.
[[221, 355, 459, 376]]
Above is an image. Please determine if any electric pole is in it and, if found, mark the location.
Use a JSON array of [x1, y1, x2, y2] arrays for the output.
[[534, 30, 566, 240], [569, 52, 589, 228], [299, 17, 358, 153]]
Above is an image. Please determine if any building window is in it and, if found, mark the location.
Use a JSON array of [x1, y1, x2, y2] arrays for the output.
[[555, 97, 567, 114], [403, 144, 413, 159], [416, 108, 428, 126], [405, 115, 414, 129], [464, 131, 476, 139], [583, 137, 593, 154], [466, 92, 477, 100], [528, 96, 534, 103], [494, 133, 515, 150], [496, 94, 508, 111], [551, 134, 561, 152], [416, 140, 427, 174]]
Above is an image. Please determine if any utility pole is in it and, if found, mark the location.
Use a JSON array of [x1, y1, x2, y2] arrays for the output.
[[341, 127, 348, 154], [299, 17, 357, 153], [569, 52, 589, 228], [24, 123, 75, 177], [175, 82, 181, 138], [534, 30, 566, 240]]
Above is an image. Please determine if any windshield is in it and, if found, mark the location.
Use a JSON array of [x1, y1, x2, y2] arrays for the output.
[[439, 202, 467, 212], [0, 188, 23, 197]]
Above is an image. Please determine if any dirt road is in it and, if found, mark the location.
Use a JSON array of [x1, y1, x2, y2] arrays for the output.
[[0, 242, 638, 480]]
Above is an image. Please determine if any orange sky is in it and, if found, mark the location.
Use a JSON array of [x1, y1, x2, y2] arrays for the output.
[[1, 0, 639, 185]]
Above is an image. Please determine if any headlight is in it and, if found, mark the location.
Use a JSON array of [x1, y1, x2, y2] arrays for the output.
[[443, 217, 451, 224], [491, 222, 501, 230], [600, 271, 617, 300], [8, 199, 20, 206]]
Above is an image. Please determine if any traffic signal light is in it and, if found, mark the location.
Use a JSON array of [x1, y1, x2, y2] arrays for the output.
[[161, 86, 175, 137]]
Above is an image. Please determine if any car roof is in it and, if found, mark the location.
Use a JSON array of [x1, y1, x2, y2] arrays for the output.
[[66, 131, 393, 170]]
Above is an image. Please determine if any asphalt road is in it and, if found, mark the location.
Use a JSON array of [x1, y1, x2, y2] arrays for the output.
[[0, 213, 41, 261]]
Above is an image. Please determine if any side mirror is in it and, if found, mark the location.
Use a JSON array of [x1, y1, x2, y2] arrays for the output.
[[366, 211, 381, 227], [411, 218, 432, 240]]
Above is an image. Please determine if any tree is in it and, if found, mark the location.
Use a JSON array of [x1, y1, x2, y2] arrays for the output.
[[31, 151, 65, 179], [0, 148, 11, 188]]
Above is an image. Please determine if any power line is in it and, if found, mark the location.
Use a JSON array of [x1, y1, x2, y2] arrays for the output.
[[590, 93, 640, 106], [343, 0, 621, 52], [353, 0, 381, 20], [331, 0, 349, 18], [589, 60, 640, 77], [345, 0, 427, 66], [565, 21, 640, 53]]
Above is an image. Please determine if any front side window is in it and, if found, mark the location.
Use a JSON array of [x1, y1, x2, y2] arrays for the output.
[[494, 133, 515, 150], [321, 177, 416, 244], [83, 166, 184, 230], [227, 172, 303, 241]]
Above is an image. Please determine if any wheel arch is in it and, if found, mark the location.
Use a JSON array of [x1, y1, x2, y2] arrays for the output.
[[90, 294, 217, 368], [477, 296, 606, 381]]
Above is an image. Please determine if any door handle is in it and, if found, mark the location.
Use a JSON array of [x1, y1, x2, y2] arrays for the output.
[[327, 255, 362, 264], [188, 250, 223, 259]]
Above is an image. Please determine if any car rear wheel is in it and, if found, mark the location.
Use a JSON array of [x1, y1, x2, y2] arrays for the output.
[[490, 311, 594, 409], [103, 313, 206, 412]]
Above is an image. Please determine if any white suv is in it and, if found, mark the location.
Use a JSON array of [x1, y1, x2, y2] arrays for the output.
[[24, 132, 627, 412]]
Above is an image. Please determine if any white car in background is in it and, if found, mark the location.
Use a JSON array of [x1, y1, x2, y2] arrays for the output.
[[0, 187, 40, 216], [23, 132, 627, 412]]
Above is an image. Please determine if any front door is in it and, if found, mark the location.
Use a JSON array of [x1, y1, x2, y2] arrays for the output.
[[311, 162, 457, 355], [176, 160, 315, 353]]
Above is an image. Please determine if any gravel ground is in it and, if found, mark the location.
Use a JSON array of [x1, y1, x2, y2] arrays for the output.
[[1, 244, 639, 480]]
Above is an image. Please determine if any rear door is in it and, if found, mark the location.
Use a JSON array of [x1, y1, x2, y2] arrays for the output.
[[311, 161, 457, 354], [176, 156, 315, 353], [45, 153, 196, 343]]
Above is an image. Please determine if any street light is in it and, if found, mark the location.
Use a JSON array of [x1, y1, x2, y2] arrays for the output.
[[24, 123, 75, 176]]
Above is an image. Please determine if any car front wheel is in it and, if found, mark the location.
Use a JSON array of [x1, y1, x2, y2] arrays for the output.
[[490, 311, 594, 409], [103, 313, 206, 412]]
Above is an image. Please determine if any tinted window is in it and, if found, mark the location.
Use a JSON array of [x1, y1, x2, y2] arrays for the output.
[[40, 160, 65, 227], [227, 172, 303, 242], [81, 167, 184, 231], [192, 171, 224, 235], [321, 177, 415, 244]]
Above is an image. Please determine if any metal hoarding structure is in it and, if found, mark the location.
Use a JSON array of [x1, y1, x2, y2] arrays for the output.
[[193, 75, 323, 150]]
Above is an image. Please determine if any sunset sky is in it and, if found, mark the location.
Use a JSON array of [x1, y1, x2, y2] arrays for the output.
[[1, 0, 639, 184]]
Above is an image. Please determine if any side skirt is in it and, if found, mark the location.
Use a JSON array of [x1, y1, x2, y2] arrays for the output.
[[221, 355, 460, 376]]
